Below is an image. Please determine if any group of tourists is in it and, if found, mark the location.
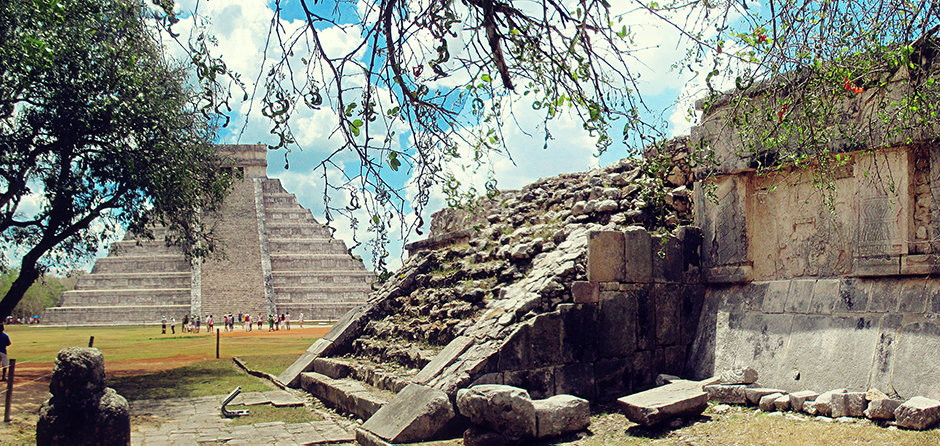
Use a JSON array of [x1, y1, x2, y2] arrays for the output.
[[160, 312, 305, 334]]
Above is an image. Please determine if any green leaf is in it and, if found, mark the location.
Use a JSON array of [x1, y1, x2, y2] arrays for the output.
[[481, 74, 492, 83]]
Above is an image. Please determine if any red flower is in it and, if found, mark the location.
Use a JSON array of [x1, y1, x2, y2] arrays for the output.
[[843, 77, 864, 94], [777, 104, 789, 121], [757, 34, 767, 43]]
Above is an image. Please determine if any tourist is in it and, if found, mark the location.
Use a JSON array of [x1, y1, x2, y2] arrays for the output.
[[257, 313, 263, 331], [195, 315, 201, 333], [245, 313, 251, 332], [285, 312, 291, 330], [298, 312, 304, 328], [182, 315, 189, 333], [170, 317, 176, 334], [0, 324, 10, 381], [207, 315, 214, 333], [268, 314, 275, 332], [228, 314, 235, 331], [161, 316, 167, 334]]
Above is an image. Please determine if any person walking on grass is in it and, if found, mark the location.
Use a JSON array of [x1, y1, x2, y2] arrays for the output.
[[299, 312, 304, 328], [170, 317, 176, 334], [161, 316, 167, 334], [207, 315, 214, 333], [245, 313, 251, 332], [285, 312, 291, 330], [257, 313, 263, 331], [195, 315, 201, 333], [268, 314, 275, 332], [0, 324, 10, 381]]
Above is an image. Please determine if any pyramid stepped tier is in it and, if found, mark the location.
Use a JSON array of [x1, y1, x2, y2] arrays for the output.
[[43, 145, 374, 325]]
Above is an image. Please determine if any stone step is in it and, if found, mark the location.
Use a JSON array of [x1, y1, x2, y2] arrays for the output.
[[59, 288, 191, 307], [265, 208, 318, 224], [74, 272, 191, 290], [273, 285, 371, 303], [42, 304, 190, 325], [268, 238, 348, 255], [266, 223, 332, 238], [299, 372, 393, 420], [270, 253, 364, 271], [270, 270, 374, 287], [108, 240, 179, 256], [310, 357, 411, 394], [90, 255, 190, 274], [277, 302, 365, 321], [262, 178, 287, 193], [263, 194, 298, 207]]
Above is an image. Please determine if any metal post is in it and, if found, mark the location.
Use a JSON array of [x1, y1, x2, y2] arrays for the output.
[[3, 359, 16, 423], [216, 329, 220, 359], [88, 336, 94, 348]]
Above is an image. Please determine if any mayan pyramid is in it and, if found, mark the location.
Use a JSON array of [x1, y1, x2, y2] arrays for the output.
[[42, 145, 374, 325]]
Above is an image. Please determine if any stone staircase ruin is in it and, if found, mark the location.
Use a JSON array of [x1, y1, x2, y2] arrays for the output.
[[43, 145, 374, 325]]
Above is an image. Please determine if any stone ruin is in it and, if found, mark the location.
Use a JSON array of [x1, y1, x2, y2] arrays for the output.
[[37, 347, 130, 446], [43, 145, 374, 325], [274, 61, 940, 443]]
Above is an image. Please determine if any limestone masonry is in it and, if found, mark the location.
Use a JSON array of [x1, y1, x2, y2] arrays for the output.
[[43, 145, 374, 325]]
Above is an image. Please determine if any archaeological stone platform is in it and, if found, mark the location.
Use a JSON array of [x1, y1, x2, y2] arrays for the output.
[[43, 145, 374, 325]]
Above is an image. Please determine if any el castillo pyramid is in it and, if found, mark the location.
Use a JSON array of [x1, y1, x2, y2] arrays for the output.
[[42, 145, 374, 325]]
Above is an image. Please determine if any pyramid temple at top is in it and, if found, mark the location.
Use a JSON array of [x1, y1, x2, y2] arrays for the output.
[[42, 145, 374, 326]]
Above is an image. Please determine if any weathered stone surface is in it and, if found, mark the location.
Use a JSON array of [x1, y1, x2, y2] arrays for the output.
[[806, 389, 846, 417], [587, 231, 625, 282], [894, 396, 940, 430], [745, 388, 786, 406], [463, 426, 508, 446], [36, 348, 130, 446], [456, 385, 536, 439], [830, 392, 867, 418], [759, 392, 785, 412], [616, 381, 708, 426], [788, 391, 819, 412], [361, 384, 455, 443], [623, 226, 653, 283], [704, 384, 748, 404], [533, 395, 591, 438], [718, 367, 758, 385], [773, 394, 791, 411], [571, 281, 600, 303], [864, 398, 902, 420], [865, 388, 889, 401]]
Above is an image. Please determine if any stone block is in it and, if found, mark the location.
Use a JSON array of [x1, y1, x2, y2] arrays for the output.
[[702, 265, 752, 284], [653, 236, 685, 283], [894, 396, 940, 430], [456, 385, 536, 440], [416, 335, 474, 383], [554, 363, 596, 400], [785, 279, 816, 313], [533, 395, 591, 438], [530, 312, 563, 368], [277, 339, 333, 387], [900, 254, 940, 275], [561, 304, 597, 363], [503, 368, 555, 400], [759, 392, 785, 412], [809, 279, 839, 314], [745, 388, 786, 406], [834, 278, 869, 313], [654, 284, 682, 346], [853, 255, 901, 276], [773, 394, 791, 411], [617, 381, 708, 426], [355, 427, 392, 446], [497, 327, 530, 371], [760, 280, 791, 313], [864, 398, 901, 420], [806, 389, 846, 417], [663, 345, 687, 375], [623, 226, 652, 283], [718, 366, 758, 385], [867, 280, 899, 312], [703, 384, 747, 404], [587, 231, 625, 282], [788, 391, 819, 412], [898, 278, 928, 313], [571, 281, 600, 303], [311, 358, 351, 379], [361, 384, 456, 444], [594, 357, 631, 401], [597, 293, 636, 358], [928, 279, 940, 313], [680, 284, 705, 345], [635, 286, 656, 351], [830, 392, 867, 418]]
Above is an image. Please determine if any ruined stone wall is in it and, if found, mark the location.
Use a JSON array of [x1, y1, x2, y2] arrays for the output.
[[690, 115, 940, 398]]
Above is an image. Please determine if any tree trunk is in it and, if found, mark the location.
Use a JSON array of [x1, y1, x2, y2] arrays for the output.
[[0, 259, 41, 318]]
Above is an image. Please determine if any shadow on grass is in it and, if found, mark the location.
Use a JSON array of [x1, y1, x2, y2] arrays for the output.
[[109, 359, 272, 401]]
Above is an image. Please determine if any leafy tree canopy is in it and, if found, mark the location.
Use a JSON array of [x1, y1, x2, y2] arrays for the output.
[[163, 0, 939, 272], [0, 0, 233, 317]]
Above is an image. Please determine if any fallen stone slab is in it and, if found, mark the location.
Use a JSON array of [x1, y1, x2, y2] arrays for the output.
[[865, 398, 902, 420], [831, 392, 867, 418], [718, 367, 759, 385], [704, 384, 748, 404], [456, 385, 536, 439], [616, 380, 708, 426], [361, 384, 456, 444], [533, 394, 590, 438], [745, 388, 786, 406], [894, 396, 940, 430], [788, 391, 819, 412], [759, 392, 785, 412], [773, 394, 791, 411], [806, 389, 846, 417], [299, 372, 388, 420]]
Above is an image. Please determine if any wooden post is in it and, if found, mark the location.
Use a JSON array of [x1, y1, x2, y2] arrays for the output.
[[216, 329, 220, 359], [88, 336, 94, 348], [3, 359, 15, 423]]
